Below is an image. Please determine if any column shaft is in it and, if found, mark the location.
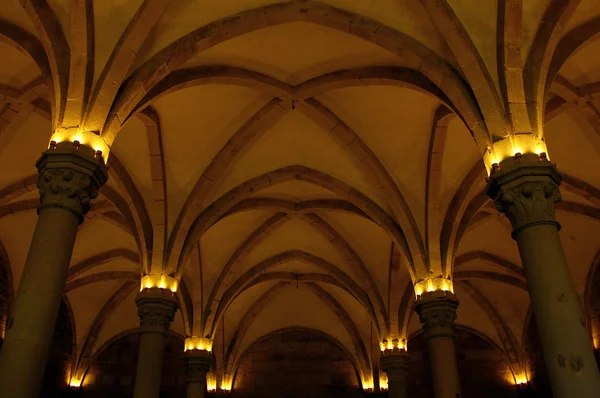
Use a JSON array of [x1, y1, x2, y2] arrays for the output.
[[487, 154, 600, 398], [0, 142, 106, 398], [380, 351, 409, 398], [187, 381, 205, 398], [416, 290, 461, 398], [183, 349, 212, 398], [133, 287, 178, 398], [427, 336, 461, 397], [0, 209, 78, 398], [516, 224, 600, 397], [133, 332, 167, 398]]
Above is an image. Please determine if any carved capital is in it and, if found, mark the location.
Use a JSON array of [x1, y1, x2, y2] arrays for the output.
[[415, 290, 458, 340], [183, 349, 213, 384], [135, 288, 179, 334], [486, 153, 562, 238], [380, 351, 409, 382], [36, 142, 108, 222]]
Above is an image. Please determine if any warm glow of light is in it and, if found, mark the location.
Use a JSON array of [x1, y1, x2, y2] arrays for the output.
[[49, 129, 110, 162], [414, 277, 454, 297], [361, 376, 374, 391], [221, 375, 233, 391], [379, 373, 388, 391], [140, 274, 178, 292], [184, 336, 213, 352], [484, 135, 549, 175], [69, 378, 83, 388], [380, 337, 407, 352], [515, 374, 528, 385], [207, 372, 217, 392]]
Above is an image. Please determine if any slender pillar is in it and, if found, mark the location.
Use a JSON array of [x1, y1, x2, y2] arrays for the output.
[[416, 290, 461, 398], [380, 350, 409, 398], [487, 153, 600, 398], [183, 349, 213, 398], [133, 287, 179, 398], [0, 142, 107, 398]]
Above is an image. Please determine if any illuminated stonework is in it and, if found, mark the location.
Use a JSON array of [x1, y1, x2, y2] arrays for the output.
[[379, 337, 407, 353], [50, 129, 110, 162], [414, 276, 454, 297], [184, 336, 213, 352], [221, 375, 233, 392], [140, 274, 179, 292], [207, 372, 217, 392], [483, 134, 549, 175]]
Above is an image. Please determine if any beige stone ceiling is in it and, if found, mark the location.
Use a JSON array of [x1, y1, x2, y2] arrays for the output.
[[0, 0, 599, 389]]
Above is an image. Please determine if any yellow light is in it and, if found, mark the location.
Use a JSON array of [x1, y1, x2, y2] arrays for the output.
[[515, 375, 528, 385], [49, 129, 110, 162], [379, 373, 388, 391], [207, 372, 217, 392], [140, 274, 178, 292], [485, 135, 549, 173], [184, 336, 213, 352], [221, 375, 233, 391], [414, 277, 454, 298], [69, 378, 83, 388], [361, 376, 374, 391]]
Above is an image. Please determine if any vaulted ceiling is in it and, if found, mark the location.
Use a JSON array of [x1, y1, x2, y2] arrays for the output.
[[0, 0, 599, 389]]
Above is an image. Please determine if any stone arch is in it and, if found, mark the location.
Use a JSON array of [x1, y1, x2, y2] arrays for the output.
[[407, 325, 519, 398], [108, 1, 488, 153], [230, 326, 364, 398], [79, 329, 186, 397], [202, 208, 387, 339], [172, 166, 418, 281], [209, 250, 379, 341]]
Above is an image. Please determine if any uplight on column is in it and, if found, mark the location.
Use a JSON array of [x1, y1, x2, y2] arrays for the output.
[[49, 129, 110, 162], [207, 372, 217, 392], [184, 336, 213, 352], [379, 337, 407, 353], [140, 274, 179, 292], [414, 277, 454, 297], [483, 134, 549, 175]]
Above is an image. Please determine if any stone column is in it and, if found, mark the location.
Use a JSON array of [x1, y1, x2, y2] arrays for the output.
[[380, 350, 409, 398], [416, 290, 461, 398], [487, 153, 600, 398], [183, 349, 213, 398], [0, 142, 107, 398], [133, 287, 179, 398]]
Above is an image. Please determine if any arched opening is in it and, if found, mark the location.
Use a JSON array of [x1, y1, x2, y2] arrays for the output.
[[79, 331, 185, 398], [232, 328, 363, 398], [407, 326, 519, 398]]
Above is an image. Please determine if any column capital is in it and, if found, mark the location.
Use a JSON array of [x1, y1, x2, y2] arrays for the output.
[[183, 349, 213, 384], [36, 141, 108, 223], [415, 290, 458, 340], [486, 153, 562, 238], [380, 350, 409, 374], [135, 287, 178, 334]]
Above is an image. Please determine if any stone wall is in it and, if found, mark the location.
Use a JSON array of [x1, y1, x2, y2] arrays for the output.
[[80, 331, 185, 398], [407, 326, 519, 398], [232, 329, 363, 398]]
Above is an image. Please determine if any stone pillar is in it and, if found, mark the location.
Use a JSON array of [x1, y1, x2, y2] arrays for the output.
[[380, 350, 409, 398], [0, 142, 107, 398], [183, 349, 213, 398], [416, 290, 461, 398], [133, 287, 179, 398], [487, 153, 600, 398]]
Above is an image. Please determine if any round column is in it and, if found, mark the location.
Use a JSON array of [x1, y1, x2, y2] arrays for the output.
[[183, 349, 213, 398], [487, 153, 600, 398], [133, 287, 179, 398], [0, 141, 107, 398], [380, 349, 409, 398], [416, 290, 461, 398]]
